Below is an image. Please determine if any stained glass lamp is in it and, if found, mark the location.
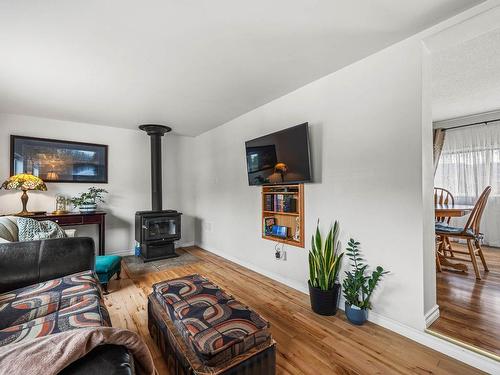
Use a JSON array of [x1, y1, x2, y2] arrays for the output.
[[1, 174, 47, 216]]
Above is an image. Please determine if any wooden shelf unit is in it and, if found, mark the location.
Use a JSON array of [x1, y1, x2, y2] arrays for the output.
[[261, 184, 304, 248]]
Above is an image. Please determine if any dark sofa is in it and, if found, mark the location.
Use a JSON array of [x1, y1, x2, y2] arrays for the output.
[[0, 237, 134, 375]]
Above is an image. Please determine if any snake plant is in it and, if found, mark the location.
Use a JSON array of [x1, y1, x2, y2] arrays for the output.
[[308, 220, 344, 291]]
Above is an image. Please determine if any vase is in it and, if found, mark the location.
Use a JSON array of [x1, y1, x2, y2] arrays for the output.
[[78, 202, 97, 213], [344, 302, 368, 325], [308, 281, 341, 316]]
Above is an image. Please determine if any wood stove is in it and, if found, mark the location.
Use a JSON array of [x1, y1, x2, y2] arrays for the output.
[[135, 124, 182, 262]]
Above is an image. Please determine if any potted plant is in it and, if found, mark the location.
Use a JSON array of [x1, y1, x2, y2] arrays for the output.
[[342, 239, 389, 325], [308, 220, 344, 316], [70, 187, 108, 213]]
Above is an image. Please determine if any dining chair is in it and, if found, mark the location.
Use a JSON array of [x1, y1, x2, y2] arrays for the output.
[[434, 187, 455, 224], [435, 186, 491, 280], [434, 187, 455, 256]]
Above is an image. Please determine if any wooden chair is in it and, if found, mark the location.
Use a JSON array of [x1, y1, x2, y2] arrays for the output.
[[434, 187, 455, 224], [434, 187, 455, 256], [435, 186, 491, 280]]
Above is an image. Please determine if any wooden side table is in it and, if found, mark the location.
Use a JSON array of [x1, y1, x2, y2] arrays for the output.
[[31, 211, 107, 255]]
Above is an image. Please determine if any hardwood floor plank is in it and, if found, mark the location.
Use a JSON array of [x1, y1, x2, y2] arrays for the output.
[[429, 245, 500, 357], [106, 246, 483, 374]]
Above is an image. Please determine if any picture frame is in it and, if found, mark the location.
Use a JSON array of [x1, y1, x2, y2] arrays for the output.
[[10, 135, 108, 183], [263, 216, 276, 235]]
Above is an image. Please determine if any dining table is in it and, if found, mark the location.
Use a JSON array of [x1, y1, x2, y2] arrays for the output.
[[435, 203, 475, 272], [435, 204, 474, 218]]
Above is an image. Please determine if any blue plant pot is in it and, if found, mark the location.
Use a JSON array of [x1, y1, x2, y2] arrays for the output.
[[344, 302, 368, 325]]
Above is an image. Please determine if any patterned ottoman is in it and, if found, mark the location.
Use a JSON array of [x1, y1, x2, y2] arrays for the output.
[[148, 274, 276, 374]]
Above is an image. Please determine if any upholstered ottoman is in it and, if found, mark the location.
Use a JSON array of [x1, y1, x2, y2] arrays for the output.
[[148, 274, 276, 374], [95, 255, 121, 294]]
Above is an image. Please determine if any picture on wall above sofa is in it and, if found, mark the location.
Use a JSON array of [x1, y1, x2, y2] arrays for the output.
[[11, 135, 108, 183]]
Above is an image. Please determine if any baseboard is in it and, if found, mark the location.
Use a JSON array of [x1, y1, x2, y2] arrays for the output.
[[368, 311, 499, 373], [105, 248, 134, 256], [197, 243, 309, 295], [197, 243, 499, 373], [424, 304, 440, 327], [426, 329, 500, 362], [177, 241, 195, 248]]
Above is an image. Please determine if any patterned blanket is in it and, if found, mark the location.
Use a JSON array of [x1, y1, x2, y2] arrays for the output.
[[0, 270, 156, 374], [0, 326, 156, 375]]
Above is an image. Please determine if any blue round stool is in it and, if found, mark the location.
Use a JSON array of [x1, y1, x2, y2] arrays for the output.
[[95, 255, 122, 294]]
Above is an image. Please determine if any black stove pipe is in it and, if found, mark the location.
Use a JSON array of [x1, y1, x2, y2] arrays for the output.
[[138, 124, 172, 211]]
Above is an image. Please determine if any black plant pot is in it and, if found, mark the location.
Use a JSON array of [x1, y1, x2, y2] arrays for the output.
[[308, 281, 341, 316]]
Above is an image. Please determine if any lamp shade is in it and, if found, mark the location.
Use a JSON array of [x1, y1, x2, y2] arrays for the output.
[[274, 162, 288, 173], [1, 173, 47, 191]]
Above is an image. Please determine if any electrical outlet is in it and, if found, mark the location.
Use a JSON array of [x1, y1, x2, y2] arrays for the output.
[[274, 249, 287, 261]]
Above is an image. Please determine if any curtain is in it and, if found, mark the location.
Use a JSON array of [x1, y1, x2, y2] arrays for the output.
[[433, 128, 446, 175], [435, 120, 500, 246]]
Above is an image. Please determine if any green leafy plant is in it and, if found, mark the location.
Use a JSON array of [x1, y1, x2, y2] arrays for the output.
[[308, 220, 344, 291], [342, 239, 388, 309], [70, 187, 108, 207]]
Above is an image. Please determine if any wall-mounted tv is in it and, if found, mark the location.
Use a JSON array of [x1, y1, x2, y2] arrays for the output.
[[245, 123, 312, 186]]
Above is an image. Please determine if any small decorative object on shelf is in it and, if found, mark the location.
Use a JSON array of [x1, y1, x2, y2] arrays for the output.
[[53, 194, 69, 214], [293, 216, 300, 241], [70, 187, 108, 213], [0, 173, 47, 216], [308, 220, 344, 316], [342, 239, 389, 325]]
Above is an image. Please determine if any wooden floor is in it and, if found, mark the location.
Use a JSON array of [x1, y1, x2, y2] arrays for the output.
[[104, 246, 483, 375], [429, 244, 500, 357]]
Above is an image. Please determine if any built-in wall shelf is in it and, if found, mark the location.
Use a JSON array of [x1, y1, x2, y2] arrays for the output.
[[261, 184, 304, 248]]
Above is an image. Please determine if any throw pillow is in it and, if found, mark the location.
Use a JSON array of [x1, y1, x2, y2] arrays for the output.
[[0, 237, 11, 244], [17, 217, 67, 242], [0, 216, 19, 242]]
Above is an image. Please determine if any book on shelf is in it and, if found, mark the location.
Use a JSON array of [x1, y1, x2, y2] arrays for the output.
[[272, 194, 297, 213], [264, 194, 274, 211]]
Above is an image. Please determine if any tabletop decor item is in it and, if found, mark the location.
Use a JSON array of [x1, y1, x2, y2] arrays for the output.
[[70, 187, 108, 213], [1, 173, 47, 216], [53, 194, 70, 214], [308, 220, 344, 316], [11, 135, 108, 183], [342, 239, 389, 325]]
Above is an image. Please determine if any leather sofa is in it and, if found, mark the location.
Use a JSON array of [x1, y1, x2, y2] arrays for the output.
[[0, 237, 135, 375]]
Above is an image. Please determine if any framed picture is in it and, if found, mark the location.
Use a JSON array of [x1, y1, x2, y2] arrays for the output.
[[263, 216, 276, 235], [10, 135, 108, 183]]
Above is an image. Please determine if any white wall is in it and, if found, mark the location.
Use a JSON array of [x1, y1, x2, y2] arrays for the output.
[[0, 114, 195, 253], [194, 37, 431, 330]]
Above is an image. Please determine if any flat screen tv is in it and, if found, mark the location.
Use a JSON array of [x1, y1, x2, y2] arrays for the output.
[[245, 123, 312, 186]]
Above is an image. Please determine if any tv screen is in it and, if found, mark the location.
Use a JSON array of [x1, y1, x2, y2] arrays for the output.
[[245, 123, 312, 186]]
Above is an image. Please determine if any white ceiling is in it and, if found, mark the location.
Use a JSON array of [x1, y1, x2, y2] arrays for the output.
[[0, 0, 482, 136], [433, 27, 500, 121]]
